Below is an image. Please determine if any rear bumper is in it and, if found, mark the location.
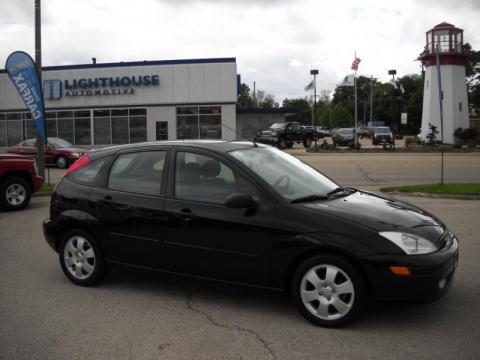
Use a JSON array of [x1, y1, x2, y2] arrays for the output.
[[363, 237, 459, 302], [43, 218, 60, 252]]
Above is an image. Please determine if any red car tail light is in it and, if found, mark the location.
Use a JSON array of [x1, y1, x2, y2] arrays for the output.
[[63, 154, 91, 177]]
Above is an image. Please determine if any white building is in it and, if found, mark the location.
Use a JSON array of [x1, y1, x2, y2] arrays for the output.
[[0, 57, 238, 147], [418, 22, 470, 144]]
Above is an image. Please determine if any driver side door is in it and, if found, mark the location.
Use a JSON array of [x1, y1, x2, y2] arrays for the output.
[[162, 149, 277, 286]]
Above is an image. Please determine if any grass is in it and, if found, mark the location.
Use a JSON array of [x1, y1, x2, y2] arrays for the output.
[[380, 183, 480, 196], [40, 183, 56, 193]]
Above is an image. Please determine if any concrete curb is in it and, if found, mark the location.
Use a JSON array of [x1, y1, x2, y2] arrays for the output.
[[382, 191, 480, 200]]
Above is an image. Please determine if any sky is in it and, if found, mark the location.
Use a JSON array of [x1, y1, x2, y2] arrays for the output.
[[1, 0, 480, 102]]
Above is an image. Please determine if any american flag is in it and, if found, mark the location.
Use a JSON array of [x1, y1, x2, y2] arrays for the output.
[[351, 57, 361, 71]]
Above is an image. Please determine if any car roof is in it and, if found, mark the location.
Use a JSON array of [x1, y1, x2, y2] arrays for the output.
[[88, 140, 267, 159]]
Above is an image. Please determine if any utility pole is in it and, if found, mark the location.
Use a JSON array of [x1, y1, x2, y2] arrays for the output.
[[310, 69, 319, 147], [35, 0, 45, 182], [370, 76, 373, 124]]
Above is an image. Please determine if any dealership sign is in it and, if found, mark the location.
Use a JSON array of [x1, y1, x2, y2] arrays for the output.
[[44, 75, 160, 100], [5, 51, 47, 144]]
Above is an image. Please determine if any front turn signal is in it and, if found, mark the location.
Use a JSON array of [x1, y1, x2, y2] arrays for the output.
[[390, 266, 411, 276]]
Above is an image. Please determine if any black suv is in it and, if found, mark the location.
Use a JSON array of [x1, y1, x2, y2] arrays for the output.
[[43, 141, 458, 327]]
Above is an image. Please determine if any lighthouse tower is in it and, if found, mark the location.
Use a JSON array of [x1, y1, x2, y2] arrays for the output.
[[418, 22, 470, 144]]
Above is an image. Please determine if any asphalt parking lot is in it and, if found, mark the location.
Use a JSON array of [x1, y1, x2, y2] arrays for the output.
[[1, 152, 480, 360]]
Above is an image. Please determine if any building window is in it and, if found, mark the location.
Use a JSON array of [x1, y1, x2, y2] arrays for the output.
[[0, 107, 147, 147], [176, 106, 221, 140], [156, 121, 168, 140], [459, 102, 462, 112]]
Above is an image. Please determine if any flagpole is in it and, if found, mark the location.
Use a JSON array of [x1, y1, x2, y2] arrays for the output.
[[354, 51, 358, 149]]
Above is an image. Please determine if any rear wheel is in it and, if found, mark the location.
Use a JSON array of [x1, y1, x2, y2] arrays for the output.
[[59, 230, 107, 286], [291, 254, 367, 327], [0, 176, 31, 211]]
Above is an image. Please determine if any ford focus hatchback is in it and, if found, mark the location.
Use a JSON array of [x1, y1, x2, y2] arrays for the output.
[[43, 141, 458, 327]]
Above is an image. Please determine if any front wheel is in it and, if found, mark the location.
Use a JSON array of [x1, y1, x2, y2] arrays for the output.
[[56, 155, 69, 169], [0, 176, 31, 211], [291, 254, 367, 327], [278, 138, 287, 150], [303, 137, 312, 148], [59, 230, 107, 286]]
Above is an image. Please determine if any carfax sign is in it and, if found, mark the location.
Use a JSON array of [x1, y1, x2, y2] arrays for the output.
[[5, 51, 47, 144]]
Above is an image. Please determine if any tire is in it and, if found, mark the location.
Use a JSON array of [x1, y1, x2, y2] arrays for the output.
[[56, 155, 69, 169], [291, 254, 367, 327], [303, 137, 312, 148], [59, 229, 107, 286], [0, 176, 31, 211], [286, 142, 294, 149], [278, 138, 287, 150]]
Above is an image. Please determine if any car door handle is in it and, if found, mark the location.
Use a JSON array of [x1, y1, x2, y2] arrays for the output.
[[174, 209, 196, 221]]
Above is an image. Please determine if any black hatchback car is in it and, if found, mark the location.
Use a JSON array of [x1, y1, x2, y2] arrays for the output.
[[43, 141, 458, 327]]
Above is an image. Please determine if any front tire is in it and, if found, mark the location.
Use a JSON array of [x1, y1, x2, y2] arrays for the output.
[[303, 137, 312, 148], [278, 138, 287, 150], [0, 176, 31, 211], [291, 254, 367, 327], [56, 155, 69, 169], [59, 230, 107, 286]]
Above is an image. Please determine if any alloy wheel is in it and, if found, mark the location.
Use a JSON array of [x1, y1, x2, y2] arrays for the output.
[[300, 264, 355, 320], [6, 183, 26, 206], [63, 235, 96, 280]]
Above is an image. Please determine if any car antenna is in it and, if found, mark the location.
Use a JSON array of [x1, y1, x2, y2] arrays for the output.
[[221, 123, 258, 147]]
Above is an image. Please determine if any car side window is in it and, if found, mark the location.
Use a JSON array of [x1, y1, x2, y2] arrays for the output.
[[23, 139, 36, 148], [70, 157, 107, 184], [175, 151, 258, 204], [108, 151, 166, 196], [292, 123, 300, 130]]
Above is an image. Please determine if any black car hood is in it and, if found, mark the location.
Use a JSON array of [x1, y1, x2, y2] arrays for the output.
[[299, 191, 445, 242]]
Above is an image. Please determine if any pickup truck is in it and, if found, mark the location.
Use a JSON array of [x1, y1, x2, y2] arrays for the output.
[[0, 154, 43, 210], [255, 122, 315, 149]]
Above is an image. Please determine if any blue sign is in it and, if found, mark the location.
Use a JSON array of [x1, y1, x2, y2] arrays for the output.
[[5, 51, 47, 144]]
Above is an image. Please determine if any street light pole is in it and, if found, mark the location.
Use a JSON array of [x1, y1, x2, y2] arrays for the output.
[[310, 69, 318, 147], [34, 0, 45, 182]]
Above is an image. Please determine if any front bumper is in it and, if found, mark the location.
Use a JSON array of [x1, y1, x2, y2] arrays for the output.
[[256, 136, 278, 145], [43, 218, 61, 252], [363, 237, 459, 302], [32, 175, 43, 192]]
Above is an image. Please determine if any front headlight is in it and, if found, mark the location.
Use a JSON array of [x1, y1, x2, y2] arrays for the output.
[[71, 152, 81, 157], [379, 231, 437, 255], [271, 131, 278, 137]]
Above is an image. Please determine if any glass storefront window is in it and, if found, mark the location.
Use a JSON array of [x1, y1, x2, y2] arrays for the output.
[[199, 115, 221, 139], [25, 119, 37, 139], [94, 117, 111, 145], [177, 106, 222, 140], [130, 117, 147, 143], [0, 115, 6, 147], [7, 120, 23, 146], [112, 117, 129, 144], [46, 120, 58, 138], [74, 118, 91, 145], [156, 121, 168, 140], [58, 119, 74, 144], [129, 108, 146, 116]]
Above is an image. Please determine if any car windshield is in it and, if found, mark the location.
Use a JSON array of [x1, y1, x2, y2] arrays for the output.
[[229, 147, 338, 201], [270, 123, 287, 129], [49, 138, 73, 149], [335, 129, 353, 135], [374, 127, 391, 134]]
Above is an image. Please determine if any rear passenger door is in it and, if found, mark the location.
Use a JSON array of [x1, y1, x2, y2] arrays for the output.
[[89, 149, 169, 268]]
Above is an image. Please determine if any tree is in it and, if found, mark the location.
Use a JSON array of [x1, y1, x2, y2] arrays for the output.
[[464, 43, 480, 114], [256, 90, 279, 108], [237, 83, 255, 108], [283, 97, 311, 124]]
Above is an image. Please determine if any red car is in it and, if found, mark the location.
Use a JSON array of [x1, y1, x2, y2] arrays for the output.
[[7, 137, 88, 169], [0, 154, 43, 210]]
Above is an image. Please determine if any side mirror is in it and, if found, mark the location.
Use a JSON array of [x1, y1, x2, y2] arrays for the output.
[[225, 193, 256, 209]]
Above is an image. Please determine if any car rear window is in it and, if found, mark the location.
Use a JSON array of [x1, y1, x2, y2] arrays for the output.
[[69, 157, 107, 184]]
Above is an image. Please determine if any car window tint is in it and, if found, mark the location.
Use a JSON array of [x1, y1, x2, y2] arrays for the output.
[[175, 151, 257, 204], [70, 158, 106, 184], [108, 151, 166, 196]]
